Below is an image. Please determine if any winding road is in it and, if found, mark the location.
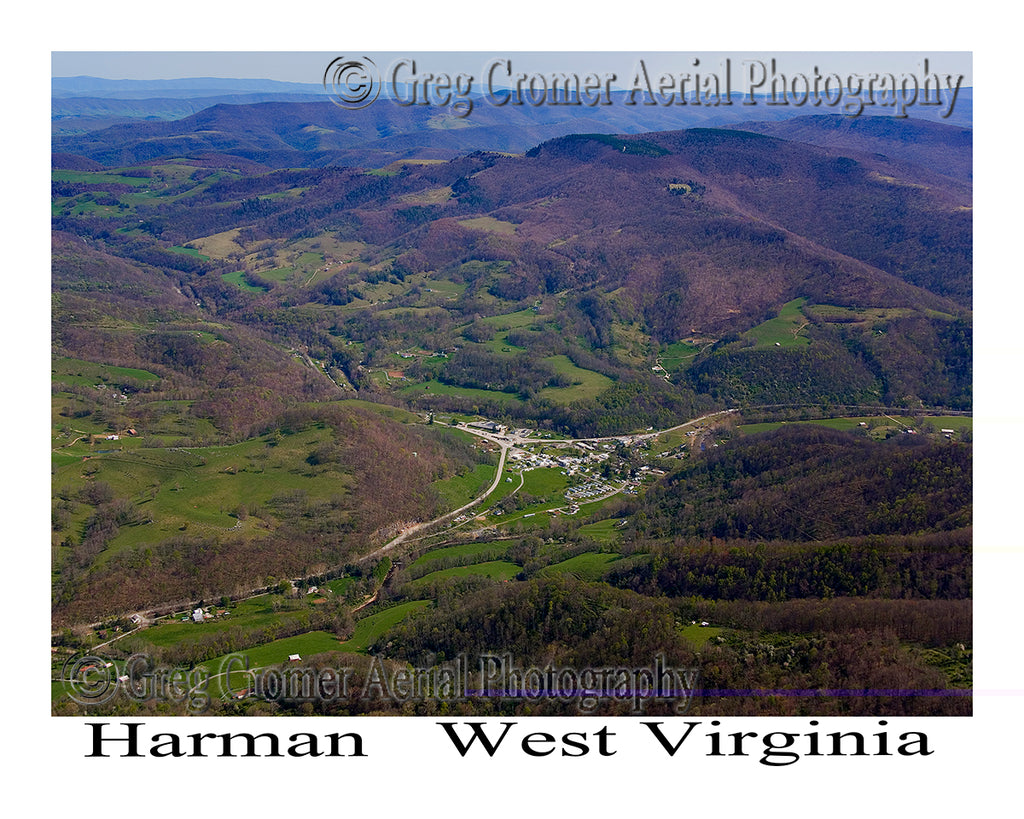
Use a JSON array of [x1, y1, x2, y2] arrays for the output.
[[361, 436, 511, 563], [359, 409, 736, 564]]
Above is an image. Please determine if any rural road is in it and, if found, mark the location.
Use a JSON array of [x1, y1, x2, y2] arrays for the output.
[[359, 409, 735, 562], [361, 437, 510, 563], [62, 408, 735, 633]]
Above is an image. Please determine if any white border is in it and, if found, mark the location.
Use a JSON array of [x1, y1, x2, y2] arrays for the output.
[[15, 2, 1018, 813]]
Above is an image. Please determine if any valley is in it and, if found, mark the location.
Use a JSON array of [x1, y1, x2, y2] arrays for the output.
[[51, 100, 972, 717]]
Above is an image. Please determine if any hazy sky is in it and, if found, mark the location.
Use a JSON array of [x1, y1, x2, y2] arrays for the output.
[[52, 51, 972, 87]]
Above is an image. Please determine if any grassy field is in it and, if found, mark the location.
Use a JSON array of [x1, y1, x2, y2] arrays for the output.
[[539, 552, 621, 581], [410, 541, 512, 570], [399, 379, 524, 405], [744, 298, 811, 349], [408, 561, 520, 588], [418, 278, 465, 299], [194, 600, 432, 695], [169, 245, 210, 261], [804, 303, 916, 326], [53, 356, 160, 386], [399, 186, 453, 205], [478, 307, 542, 329], [53, 169, 150, 186], [51, 424, 367, 562], [476, 468, 523, 513], [576, 518, 624, 543], [199, 630, 346, 677], [221, 270, 268, 292], [473, 335, 529, 357], [335, 600, 432, 653], [680, 624, 724, 649], [739, 418, 875, 434], [493, 510, 554, 529], [133, 593, 316, 649], [738, 415, 973, 435], [924, 416, 973, 432], [538, 356, 614, 404], [51, 165, 248, 219], [323, 577, 355, 596], [432, 462, 498, 508], [457, 216, 518, 234], [521, 467, 568, 499], [190, 228, 246, 259], [650, 426, 692, 451], [658, 340, 704, 373]]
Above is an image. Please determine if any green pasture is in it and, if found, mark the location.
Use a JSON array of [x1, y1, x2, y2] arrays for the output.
[[744, 298, 811, 348], [658, 340, 704, 373], [399, 379, 524, 405], [199, 631, 347, 682], [738, 418, 873, 434], [473, 334, 529, 357], [53, 169, 150, 186], [523, 466, 568, 496], [190, 229, 247, 259], [539, 552, 621, 581], [922, 416, 973, 432], [476, 468, 523, 512], [133, 593, 319, 649], [478, 307, 542, 329], [538, 356, 614, 404], [738, 415, 972, 436], [221, 270, 268, 292], [410, 541, 512, 570], [680, 624, 724, 649], [491, 508, 554, 530], [52, 356, 160, 387], [195, 607, 436, 697], [254, 266, 295, 285], [804, 303, 916, 325], [335, 600, 432, 653], [433, 462, 498, 508], [323, 577, 355, 596], [650, 426, 692, 451], [576, 518, 624, 543], [418, 278, 465, 299], [169, 246, 210, 261], [50, 424, 361, 561], [407, 560, 520, 588], [457, 216, 518, 234]]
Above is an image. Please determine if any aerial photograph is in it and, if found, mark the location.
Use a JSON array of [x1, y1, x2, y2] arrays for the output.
[[50, 50, 973, 721]]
